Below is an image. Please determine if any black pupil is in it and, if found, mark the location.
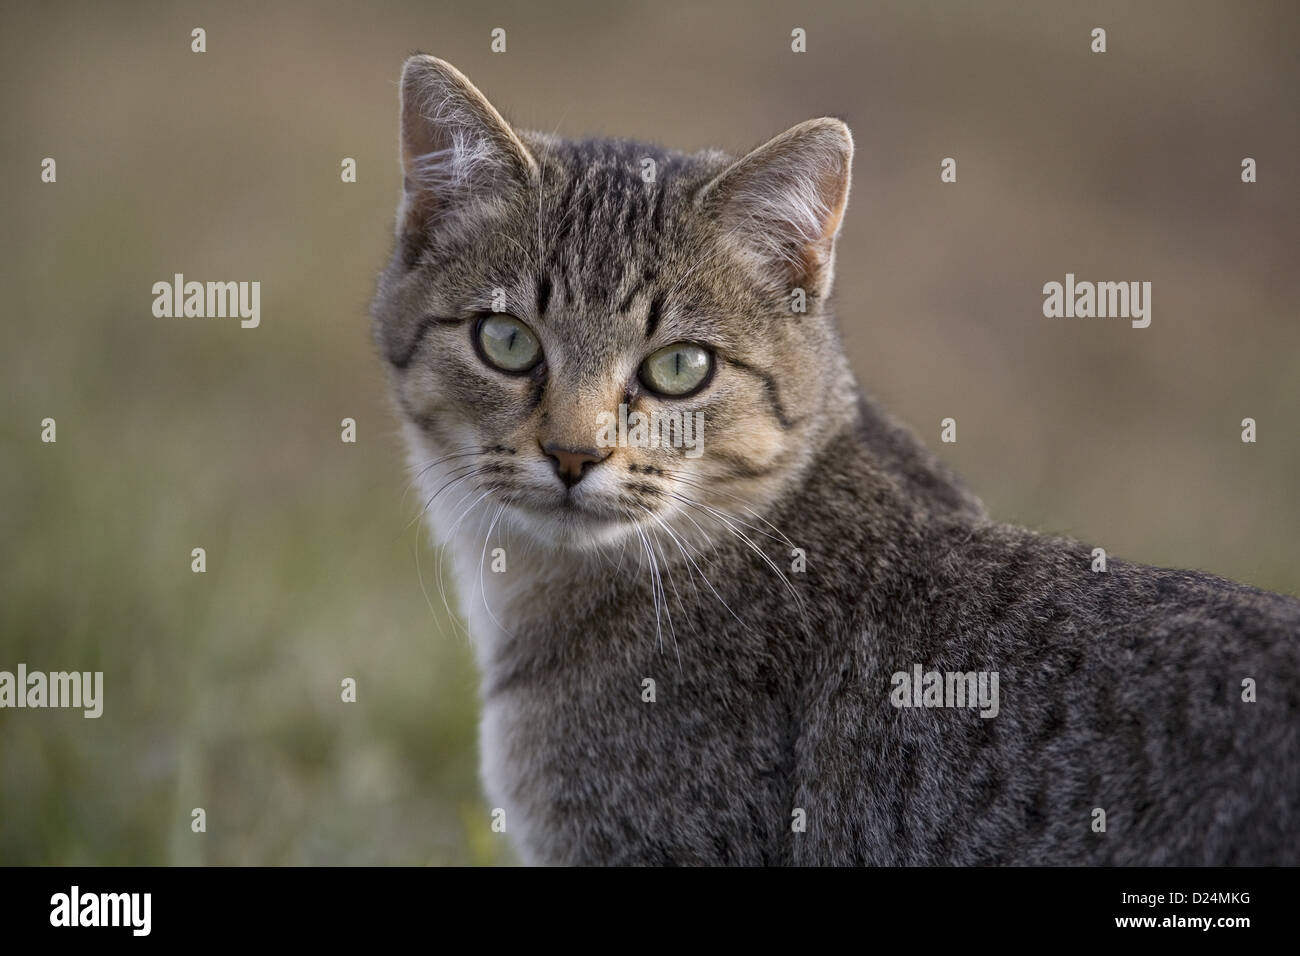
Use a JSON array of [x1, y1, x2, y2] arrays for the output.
[[506, 329, 517, 352]]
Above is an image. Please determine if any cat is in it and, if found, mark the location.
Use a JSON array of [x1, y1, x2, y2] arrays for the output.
[[371, 54, 1300, 865]]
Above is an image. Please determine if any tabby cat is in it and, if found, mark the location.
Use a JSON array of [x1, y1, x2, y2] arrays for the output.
[[371, 54, 1300, 865]]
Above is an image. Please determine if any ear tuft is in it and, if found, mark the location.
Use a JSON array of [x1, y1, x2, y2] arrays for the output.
[[700, 118, 853, 295], [397, 55, 537, 241]]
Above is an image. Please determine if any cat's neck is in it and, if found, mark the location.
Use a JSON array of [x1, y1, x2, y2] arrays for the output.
[[846, 392, 986, 521]]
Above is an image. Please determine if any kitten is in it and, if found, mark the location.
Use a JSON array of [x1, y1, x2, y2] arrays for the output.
[[371, 55, 1300, 865]]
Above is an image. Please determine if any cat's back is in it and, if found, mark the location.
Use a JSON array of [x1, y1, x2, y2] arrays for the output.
[[798, 510, 1300, 865]]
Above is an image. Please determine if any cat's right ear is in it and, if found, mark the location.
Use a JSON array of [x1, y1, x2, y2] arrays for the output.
[[699, 118, 853, 298], [397, 54, 537, 244]]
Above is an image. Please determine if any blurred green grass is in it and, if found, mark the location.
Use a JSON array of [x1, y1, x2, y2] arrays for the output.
[[1, 332, 504, 864], [1, 0, 1297, 864]]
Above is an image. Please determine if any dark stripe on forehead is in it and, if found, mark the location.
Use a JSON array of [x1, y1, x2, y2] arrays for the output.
[[537, 274, 552, 315], [617, 280, 643, 315], [569, 177, 598, 282], [652, 172, 669, 234], [727, 357, 796, 429], [618, 198, 660, 316], [645, 292, 664, 338], [546, 174, 581, 263]]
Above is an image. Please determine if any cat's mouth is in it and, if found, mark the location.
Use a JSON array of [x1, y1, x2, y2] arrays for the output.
[[497, 486, 649, 546], [512, 494, 626, 525]]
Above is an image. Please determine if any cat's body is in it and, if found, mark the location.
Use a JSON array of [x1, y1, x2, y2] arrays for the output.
[[373, 55, 1300, 865]]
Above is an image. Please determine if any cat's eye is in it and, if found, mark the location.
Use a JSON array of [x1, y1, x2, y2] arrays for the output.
[[476, 314, 543, 374], [639, 343, 713, 397]]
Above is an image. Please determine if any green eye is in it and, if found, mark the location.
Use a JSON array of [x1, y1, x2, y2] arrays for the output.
[[640, 343, 713, 397], [476, 314, 542, 373]]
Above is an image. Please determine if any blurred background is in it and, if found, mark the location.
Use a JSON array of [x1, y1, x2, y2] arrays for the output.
[[2, 0, 1296, 864]]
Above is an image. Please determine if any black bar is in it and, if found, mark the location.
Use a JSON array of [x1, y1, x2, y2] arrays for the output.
[[0, 866, 1286, 942]]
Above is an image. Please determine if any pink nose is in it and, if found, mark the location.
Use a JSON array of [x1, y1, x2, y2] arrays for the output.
[[540, 441, 609, 488]]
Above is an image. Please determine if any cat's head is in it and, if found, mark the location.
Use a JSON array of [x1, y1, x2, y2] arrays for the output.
[[372, 54, 856, 551]]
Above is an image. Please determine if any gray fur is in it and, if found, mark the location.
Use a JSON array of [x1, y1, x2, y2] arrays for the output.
[[372, 56, 1300, 865]]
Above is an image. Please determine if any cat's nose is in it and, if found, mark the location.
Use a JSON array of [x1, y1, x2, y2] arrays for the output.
[[541, 441, 609, 488]]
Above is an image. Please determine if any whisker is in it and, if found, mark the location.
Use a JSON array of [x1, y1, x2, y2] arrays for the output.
[[629, 516, 665, 655], [638, 503, 749, 633], [398, 445, 482, 516], [644, 519, 683, 670], [433, 485, 497, 639], [662, 470, 796, 548], [404, 463, 485, 533], [414, 512, 467, 642], [477, 498, 517, 641], [665, 491, 811, 628]]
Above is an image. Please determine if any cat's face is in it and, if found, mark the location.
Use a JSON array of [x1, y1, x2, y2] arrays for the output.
[[372, 56, 854, 552]]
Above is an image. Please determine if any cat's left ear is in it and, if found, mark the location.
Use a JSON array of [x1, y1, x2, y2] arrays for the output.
[[699, 118, 853, 298], [397, 54, 538, 243]]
